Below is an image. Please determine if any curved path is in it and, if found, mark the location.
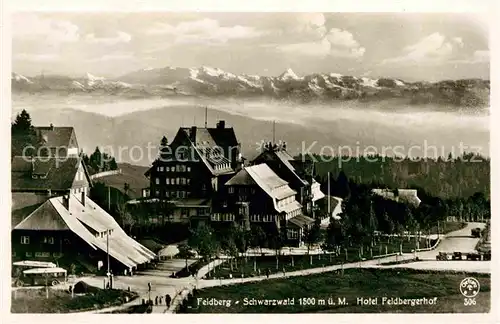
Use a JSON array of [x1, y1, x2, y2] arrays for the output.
[[79, 222, 489, 313]]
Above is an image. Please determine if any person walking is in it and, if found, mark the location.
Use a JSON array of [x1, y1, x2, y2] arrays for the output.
[[282, 266, 286, 277], [165, 294, 172, 308], [266, 268, 270, 278], [155, 296, 158, 306]]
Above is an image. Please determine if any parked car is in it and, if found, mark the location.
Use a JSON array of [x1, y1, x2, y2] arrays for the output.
[[436, 252, 450, 261], [466, 253, 481, 261], [471, 228, 481, 238], [452, 252, 463, 260]]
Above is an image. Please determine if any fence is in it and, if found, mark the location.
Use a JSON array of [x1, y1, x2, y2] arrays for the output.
[[89, 169, 122, 180]]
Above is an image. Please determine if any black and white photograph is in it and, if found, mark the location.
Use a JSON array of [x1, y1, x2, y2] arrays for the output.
[[6, 3, 494, 317]]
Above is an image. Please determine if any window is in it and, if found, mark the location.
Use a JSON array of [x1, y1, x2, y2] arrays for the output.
[[159, 166, 164, 172], [176, 178, 180, 185], [25, 252, 32, 257], [187, 166, 191, 172], [228, 187, 234, 194], [155, 190, 160, 197], [53, 252, 63, 258], [166, 167, 170, 172], [187, 178, 191, 184], [166, 191, 170, 198], [43, 237, 54, 244], [155, 178, 160, 185], [21, 236, 30, 244], [171, 191, 177, 198], [181, 178, 186, 185], [166, 178, 170, 185], [35, 252, 51, 258]]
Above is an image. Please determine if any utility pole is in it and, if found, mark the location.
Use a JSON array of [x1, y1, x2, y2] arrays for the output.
[[272, 120, 276, 144], [108, 186, 111, 211], [107, 229, 110, 288], [204, 106, 208, 128]]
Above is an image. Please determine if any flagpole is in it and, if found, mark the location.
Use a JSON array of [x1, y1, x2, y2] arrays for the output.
[[327, 172, 331, 216]]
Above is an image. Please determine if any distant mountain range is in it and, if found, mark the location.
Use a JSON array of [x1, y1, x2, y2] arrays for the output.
[[12, 66, 490, 107]]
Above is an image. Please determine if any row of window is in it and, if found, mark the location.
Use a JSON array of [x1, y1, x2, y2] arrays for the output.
[[249, 215, 275, 222], [95, 230, 113, 239], [228, 187, 256, 194], [211, 214, 236, 222], [285, 208, 301, 220], [21, 236, 54, 245], [156, 165, 191, 173], [72, 187, 86, 195], [19, 251, 63, 258], [287, 229, 299, 239], [277, 196, 295, 208], [155, 190, 189, 199], [155, 177, 192, 185]]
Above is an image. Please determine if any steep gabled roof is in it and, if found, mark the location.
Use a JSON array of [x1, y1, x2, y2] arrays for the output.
[[228, 164, 301, 214], [34, 126, 75, 148], [252, 148, 309, 186], [11, 156, 90, 191], [147, 126, 237, 177], [14, 194, 156, 269], [14, 201, 70, 230], [288, 214, 315, 228], [225, 168, 255, 186]]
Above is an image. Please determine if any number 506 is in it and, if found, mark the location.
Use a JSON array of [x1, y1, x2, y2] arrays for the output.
[[464, 298, 476, 306]]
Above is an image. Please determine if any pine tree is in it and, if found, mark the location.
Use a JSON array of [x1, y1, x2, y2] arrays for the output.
[[12, 109, 34, 135]]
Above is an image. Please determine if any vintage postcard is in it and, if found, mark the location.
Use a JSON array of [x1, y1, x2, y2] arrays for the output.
[[5, 1, 496, 321]]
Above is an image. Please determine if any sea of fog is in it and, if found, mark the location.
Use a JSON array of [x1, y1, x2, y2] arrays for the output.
[[12, 94, 490, 157]]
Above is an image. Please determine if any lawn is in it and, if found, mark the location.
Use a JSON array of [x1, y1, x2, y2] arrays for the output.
[[184, 268, 490, 313], [98, 163, 149, 199], [206, 238, 433, 279], [11, 287, 138, 313]]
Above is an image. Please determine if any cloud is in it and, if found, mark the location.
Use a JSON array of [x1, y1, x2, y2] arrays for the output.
[[276, 28, 365, 58], [146, 18, 262, 44], [381, 33, 465, 65], [452, 37, 464, 48], [13, 14, 80, 45], [14, 53, 60, 62], [84, 31, 132, 45], [472, 50, 489, 62], [86, 53, 136, 62], [450, 50, 489, 64]]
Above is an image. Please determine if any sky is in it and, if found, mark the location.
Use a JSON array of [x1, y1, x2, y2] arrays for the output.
[[12, 12, 490, 81]]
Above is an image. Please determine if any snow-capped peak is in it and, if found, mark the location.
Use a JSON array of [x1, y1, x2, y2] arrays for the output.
[[329, 73, 343, 79], [86, 72, 105, 81], [279, 68, 301, 80], [394, 79, 405, 87], [12, 72, 33, 84], [199, 66, 235, 79]]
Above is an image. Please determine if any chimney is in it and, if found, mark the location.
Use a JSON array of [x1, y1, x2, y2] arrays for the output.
[[190, 126, 197, 142], [81, 190, 86, 207], [216, 120, 225, 129], [50, 123, 54, 130], [62, 194, 70, 210]]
